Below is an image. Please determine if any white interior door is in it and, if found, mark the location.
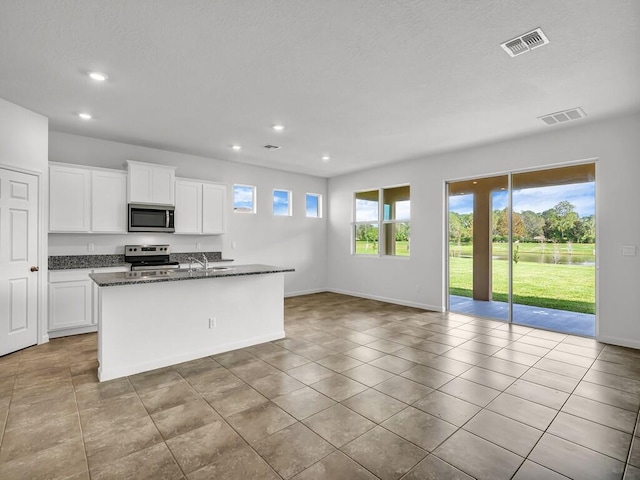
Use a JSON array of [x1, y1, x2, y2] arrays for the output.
[[0, 167, 39, 356]]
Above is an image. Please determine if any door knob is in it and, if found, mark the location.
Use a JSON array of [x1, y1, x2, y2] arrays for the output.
[[30, 266, 39, 272]]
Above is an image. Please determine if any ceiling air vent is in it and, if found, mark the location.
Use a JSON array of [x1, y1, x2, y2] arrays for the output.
[[539, 107, 587, 126], [263, 144, 281, 150], [501, 28, 549, 57]]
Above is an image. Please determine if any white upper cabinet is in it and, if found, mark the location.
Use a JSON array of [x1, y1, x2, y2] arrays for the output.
[[202, 183, 226, 234], [127, 160, 176, 205], [91, 170, 127, 233], [50, 163, 127, 234], [174, 179, 202, 234], [49, 165, 91, 232], [174, 178, 226, 235]]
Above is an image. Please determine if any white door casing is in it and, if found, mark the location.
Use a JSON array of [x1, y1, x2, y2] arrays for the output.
[[0, 167, 39, 356]]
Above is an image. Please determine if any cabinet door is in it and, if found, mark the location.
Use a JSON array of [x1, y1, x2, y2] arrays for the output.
[[175, 180, 202, 234], [49, 165, 91, 232], [127, 162, 153, 203], [202, 184, 226, 234], [49, 280, 92, 331], [92, 170, 127, 233], [151, 167, 175, 205]]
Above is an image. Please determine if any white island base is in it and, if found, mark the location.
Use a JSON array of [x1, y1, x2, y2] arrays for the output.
[[96, 272, 286, 381]]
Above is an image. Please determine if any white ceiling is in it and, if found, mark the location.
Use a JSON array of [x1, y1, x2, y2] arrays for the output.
[[1, 1, 639, 177]]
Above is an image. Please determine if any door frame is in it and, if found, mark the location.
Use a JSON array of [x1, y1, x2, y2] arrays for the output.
[[444, 157, 599, 337], [0, 163, 47, 348]]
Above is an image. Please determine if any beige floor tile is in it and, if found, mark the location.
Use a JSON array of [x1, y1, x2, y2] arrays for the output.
[[342, 388, 407, 423], [547, 412, 632, 461], [413, 391, 481, 427], [291, 450, 377, 480], [151, 398, 221, 440], [512, 459, 570, 479], [463, 409, 543, 457], [311, 374, 368, 402], [226, 401, 297, 444], [434, 430, 524, 480], [303, 404, 375, 447], [254, 422, 335, 479], [342, 426, 427, 480], [288, 363, 336, 385], [90, 443, 182, 480], [439, 377, 500, 407], [187, 444, 280, 480], [373, 375, 433, 404], [486, 393, 557, 430], [166, 420, 244, 474], [529, 433, 624, 480], [382, 406, 456, 451], [272, 386, 336, 420]]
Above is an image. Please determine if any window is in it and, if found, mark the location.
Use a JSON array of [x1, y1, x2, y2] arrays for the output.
[[353, 185, 410, 256], [383, 185, 410, 256], [306, 193, 322, 218], [273, 189, 292, 216], [354, 190, 379, 255], [233, 184, 256, 213]]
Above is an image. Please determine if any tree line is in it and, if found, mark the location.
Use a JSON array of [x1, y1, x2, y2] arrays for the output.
[[450, 200, 595, 244]]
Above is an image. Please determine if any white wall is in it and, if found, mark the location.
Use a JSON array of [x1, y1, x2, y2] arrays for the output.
[[327, 111, 640, 349], [48, 132, 328, 297], [0, 97, 49, 343]]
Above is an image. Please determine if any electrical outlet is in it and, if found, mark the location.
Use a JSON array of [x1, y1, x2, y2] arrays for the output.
[[196, 242, 201, 250], [88, 243, 94, 252], [231, 241, 237, 249], [209, 317, 217, 329]]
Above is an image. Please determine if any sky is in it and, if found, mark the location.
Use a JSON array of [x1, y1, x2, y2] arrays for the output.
[[449, 182, 595, 217], [273, 189, 291, 216], [233, 185, 255, 211], [306, 194, 320, 217], [355, 199, 410, 222]]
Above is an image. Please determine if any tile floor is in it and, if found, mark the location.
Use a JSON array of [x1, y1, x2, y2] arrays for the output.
[[1, 292, 639, 479]]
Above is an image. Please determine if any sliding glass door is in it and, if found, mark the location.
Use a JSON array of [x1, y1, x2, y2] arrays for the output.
[[447, 163, 596, 336]]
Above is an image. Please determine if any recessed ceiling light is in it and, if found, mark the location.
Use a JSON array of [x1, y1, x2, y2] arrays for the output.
[[78, 112, 92, 120], [472, 181, 478, 184], [88, 71, 108, 82], [272, 124, 285, 131], [231, 145, 242, 151], [322, 155, 330, 162]]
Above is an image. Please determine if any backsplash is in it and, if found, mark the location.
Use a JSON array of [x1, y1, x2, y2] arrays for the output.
[[49, 251, 227, 270], [49, 254, 126, 270]]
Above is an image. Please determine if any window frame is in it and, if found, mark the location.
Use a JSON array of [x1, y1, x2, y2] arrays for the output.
[[352, 184, 410, 257], [233, 184, 257, 214], [273, 188, 292, 217], [305, 193, 322, 218]]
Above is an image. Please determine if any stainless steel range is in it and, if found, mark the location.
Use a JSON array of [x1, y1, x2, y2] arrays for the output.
[[125, 244, 180, 271]]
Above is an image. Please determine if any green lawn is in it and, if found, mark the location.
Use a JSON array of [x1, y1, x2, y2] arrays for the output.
[[449, 255, 595, 314], [355, 240, 595, 314], [355, 241, 409, 255]]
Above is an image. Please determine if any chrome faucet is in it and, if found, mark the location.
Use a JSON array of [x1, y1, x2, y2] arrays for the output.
[[187, 253, 209, 271]]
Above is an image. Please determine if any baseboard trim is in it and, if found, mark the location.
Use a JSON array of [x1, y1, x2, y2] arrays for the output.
[[326, 288, 444, 312], [596, 335, 640, 350], [285, 288, 326, 298]]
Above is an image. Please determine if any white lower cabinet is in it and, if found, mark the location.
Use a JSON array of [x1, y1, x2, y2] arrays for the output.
[[48, 266, 129, 338]]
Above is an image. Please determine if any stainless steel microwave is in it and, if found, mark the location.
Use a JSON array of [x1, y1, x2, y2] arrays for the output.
[[128, 204, 175, 233]]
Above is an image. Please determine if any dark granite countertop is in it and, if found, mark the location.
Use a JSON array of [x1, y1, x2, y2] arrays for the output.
[[89, 264, 294, 287]]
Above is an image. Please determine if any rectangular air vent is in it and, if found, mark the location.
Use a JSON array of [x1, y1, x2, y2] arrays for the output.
[[501, 28, 549, 57], [539, 107, 587, 126]]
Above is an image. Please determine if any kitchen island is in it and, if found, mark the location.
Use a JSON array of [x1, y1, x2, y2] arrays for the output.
[[90, 264, 294, 381]]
